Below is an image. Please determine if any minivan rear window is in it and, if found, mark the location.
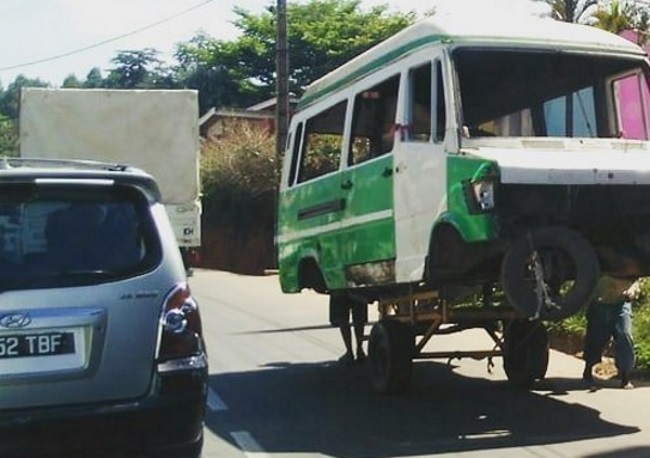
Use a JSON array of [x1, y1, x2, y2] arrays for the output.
[[0, 183, 160, 289]]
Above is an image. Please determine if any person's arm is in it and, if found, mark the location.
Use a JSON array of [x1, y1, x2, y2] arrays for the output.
[[623, 279, 642, 301]]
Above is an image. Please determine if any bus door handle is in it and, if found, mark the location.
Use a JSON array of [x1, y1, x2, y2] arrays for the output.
[[382, 167, 393, 177], [340, 179, 353, 190]]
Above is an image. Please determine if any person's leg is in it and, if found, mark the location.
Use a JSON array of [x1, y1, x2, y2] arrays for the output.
[[613, 302, 635, 388], [329, 294, 354, 363], [350, 297, 368, 361], [583, 303, 612, 382], [353, 322, 366, 361], [339, 325, 354, 363]]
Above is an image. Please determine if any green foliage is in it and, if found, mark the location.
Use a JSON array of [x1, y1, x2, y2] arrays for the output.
[[631, 282, 650, 370], [0, 75, 49, 119], [535, 0, 599, 23], [300, 134, 343, 181], [0, 0, 415, 116], [0, 115, 18, 157], [83, 68, 105, 88], [175, 33, 255, 113], [105, 49, 178, 89], [200, 120, 277, 230], [547, 308, 587, 336], [592, 0, 650, 44], [62, 74, 82, 88], [592, 0, 632, 33], [175, 0, 415, 110], [634, 305, 650, 370], [537, 0, 650, 45]]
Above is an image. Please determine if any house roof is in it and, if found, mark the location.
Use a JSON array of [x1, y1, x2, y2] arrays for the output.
[[198, 97, 299, 133], [246, 96, 298, 112]]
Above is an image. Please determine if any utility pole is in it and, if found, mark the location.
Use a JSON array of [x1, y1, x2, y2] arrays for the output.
[[276, 0, 289, 164], [273, 0, 289, 269]]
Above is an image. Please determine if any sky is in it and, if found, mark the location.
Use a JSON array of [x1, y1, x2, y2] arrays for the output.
[[0, 0, 551, 88]]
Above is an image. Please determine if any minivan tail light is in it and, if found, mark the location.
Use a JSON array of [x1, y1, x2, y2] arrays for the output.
[[157, 283, 204, 362]]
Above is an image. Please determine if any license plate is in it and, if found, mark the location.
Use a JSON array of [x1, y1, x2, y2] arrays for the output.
[[0, 331, 75, 358]]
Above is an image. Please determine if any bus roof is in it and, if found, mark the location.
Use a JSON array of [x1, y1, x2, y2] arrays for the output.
[[298, 16, 645, 110]]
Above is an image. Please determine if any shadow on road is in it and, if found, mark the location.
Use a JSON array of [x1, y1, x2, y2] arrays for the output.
[[581, 446, 650, 458], [206, 359, 639, 457]]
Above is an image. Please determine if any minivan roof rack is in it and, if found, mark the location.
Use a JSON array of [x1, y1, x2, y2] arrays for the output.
[[0, 157, 133, 172]]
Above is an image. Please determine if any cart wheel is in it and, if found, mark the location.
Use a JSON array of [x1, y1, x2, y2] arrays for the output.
[[501, 226, 599, 321], [503, 319, 549, 388], [368, 320, 414, 394]]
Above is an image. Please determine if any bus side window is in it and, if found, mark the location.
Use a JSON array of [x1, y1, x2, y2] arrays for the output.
[[287, 123, 303, 186], [613, 72, 650, 140], [297, 100, 347, 183], [349, 75, 400, 165], [435, 60, 446, 143], [408, 63, 432, 142]]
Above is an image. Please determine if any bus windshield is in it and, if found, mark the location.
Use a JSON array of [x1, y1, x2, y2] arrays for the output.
[[453, 48, 650, 140]]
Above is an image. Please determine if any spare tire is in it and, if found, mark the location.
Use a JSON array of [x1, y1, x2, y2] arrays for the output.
[[501, 226, 599, 321]]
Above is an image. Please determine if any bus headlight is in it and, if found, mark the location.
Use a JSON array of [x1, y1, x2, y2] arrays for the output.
[[471, 180, 495, 211]]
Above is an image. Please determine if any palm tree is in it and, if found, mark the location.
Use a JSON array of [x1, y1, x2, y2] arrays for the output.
[[592, 0, 633, 34], [592, 1, 650, 44], [535, 0, 599, 23]]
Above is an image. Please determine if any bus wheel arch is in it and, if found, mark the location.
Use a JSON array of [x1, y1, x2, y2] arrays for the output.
[[426, 222, 468, 279], [297, 256, 328, 293]]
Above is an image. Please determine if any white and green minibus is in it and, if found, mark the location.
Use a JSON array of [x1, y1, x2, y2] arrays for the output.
[[276, 15, 650, 392]]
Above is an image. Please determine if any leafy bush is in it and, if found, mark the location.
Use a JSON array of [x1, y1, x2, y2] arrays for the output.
[[200, 119, 278, 229], [632, 289, 650, 371], [0, 115, 18, 157], [199, 119, 279, 273]]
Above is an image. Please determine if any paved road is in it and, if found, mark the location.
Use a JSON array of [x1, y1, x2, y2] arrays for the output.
[[191, 269, 650, 458]]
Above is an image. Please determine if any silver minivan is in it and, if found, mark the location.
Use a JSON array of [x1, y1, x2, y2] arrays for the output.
[[0, 158, 207, 457]]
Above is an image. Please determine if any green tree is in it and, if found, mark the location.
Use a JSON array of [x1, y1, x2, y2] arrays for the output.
[[175, 32, 253, 113], [536, 0, 599, 22], [105, 48, 177, 89], [0, 75, 48, 156], [0, 115, 18, 156], [176, 0, 415, 110], [83, 67, 105, 88], [593, 0, 632, 32], [592, 1, 650, 44], [62, 74, 82, 88], [200, 120, 277, 272], [0, 75, 49, 120]]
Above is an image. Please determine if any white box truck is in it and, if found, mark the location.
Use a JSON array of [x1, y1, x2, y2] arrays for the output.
[[19, 88, 201, 267]]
